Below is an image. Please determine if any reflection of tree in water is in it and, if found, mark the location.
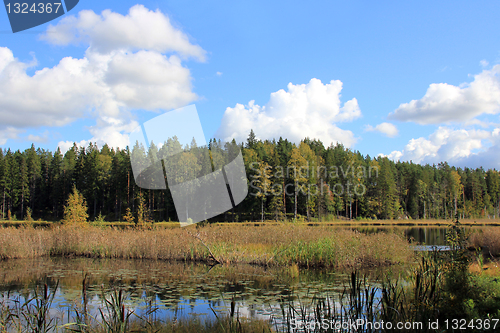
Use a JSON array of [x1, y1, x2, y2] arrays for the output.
[[0, 257, 386, 323]]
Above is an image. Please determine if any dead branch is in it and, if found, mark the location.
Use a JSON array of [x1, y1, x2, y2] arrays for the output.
[[188, 231, 222, 265]]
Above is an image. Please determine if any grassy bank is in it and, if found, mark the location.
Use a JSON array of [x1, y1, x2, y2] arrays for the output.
[[0, 224, 413, 269], [3, 217, 500, 228]]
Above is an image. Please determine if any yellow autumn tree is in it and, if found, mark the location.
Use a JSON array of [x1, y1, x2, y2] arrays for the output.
[[63, 186, 89, 224]]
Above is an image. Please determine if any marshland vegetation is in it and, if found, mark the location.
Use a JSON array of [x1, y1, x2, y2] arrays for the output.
[[0, 223, 413, 269], [1, 220, 500, 332]]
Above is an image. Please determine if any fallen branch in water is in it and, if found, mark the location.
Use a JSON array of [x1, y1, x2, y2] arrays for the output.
[[188, 231, 222, 265]]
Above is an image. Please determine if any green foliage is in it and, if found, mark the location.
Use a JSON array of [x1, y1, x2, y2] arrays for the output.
[[136, 192, 147, 227], [440, 215, 473, 317], [94, 212, 106, 224], [63, 186, 89, 224], [0, 134, 500, 222], [25, 207, 33, 221], [122, 207, 134, 224]]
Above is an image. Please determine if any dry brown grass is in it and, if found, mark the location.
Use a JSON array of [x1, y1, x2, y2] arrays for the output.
[[0, 224, 413, 269], [468, 227, 500, 257]]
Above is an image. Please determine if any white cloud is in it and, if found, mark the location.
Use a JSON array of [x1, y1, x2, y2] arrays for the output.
[[57, 139, 89, 154], [0, 127, 24, 145], [40, 5, 205, 60], [26, 131, 49, 143], [88, 117, 140, 150], [365, 122, 398, 137], [388, 65, 500, 124], [216, 71, 222, 76], [480, 59, 489, 67], [0, 5, 204, 148], [104, 51, 196, 110], [383, 126, 500, 168], [216, 78, 361, 147]]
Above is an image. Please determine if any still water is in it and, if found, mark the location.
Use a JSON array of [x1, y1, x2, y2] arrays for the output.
[[352, 226, 449, 245], [0, 257, 406, 326]]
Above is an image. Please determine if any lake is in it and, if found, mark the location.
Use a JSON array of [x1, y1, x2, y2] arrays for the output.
[[0, 225, 482, 330]]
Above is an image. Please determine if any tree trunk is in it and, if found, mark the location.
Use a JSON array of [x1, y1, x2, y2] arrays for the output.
[[283, 178, 286, 220], [307, 188, 310, 221], [444, 193, 447, 219], [294, 180, 297, 220], [454, 195, 457, 218], [351, 199, 354, 220], [115, 189, 118, 220], [355, 199, 358, 219], [261, 197, 264, 222], [21, 185, 24, 219], [463, 188, 466, 219], [127, 171, 130, 208], [423, 200, 426, 219]]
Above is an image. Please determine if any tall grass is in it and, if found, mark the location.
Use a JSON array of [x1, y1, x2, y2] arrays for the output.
[[468, 227, 500, 257], [0, 224, 413, 268]]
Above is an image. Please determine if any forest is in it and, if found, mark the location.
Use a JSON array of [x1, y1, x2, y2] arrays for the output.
[[0, 129, 499, 223]]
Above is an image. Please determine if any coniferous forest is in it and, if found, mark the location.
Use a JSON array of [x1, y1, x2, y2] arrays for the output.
[[0, 129, 499, 223]]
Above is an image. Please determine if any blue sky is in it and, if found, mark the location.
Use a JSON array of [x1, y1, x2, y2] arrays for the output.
[[1, 1, 500, 169]]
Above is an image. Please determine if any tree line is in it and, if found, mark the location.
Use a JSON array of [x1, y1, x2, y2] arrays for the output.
[[0, 130, 499, 222]]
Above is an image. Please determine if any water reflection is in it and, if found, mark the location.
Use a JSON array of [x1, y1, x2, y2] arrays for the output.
[[0, 257, 408, 324], [348, 226, 449, 245]]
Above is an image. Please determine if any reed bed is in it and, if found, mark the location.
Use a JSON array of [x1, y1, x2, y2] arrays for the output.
[[468, 227, 500, 257], [0, 224, 413, 268]]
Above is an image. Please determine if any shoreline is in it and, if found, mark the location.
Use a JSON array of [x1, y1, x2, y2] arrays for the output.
[[2, 217, 500, 228]]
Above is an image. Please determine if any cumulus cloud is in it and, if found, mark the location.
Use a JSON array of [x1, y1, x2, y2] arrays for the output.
[[0, 5, 204, 148], [40, 4, 205, 60], [216, 78, 361, 147], [383, 126, 500, 168], [388, 65, 500, 124], [365, 122, 398, 137], [0, 127, 24, 145], [26, 131, 49, 143], [57, 139, 90, 154]]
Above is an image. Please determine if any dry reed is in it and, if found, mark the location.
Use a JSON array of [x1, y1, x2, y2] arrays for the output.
[[468, 227, 500, 257], [0, 224, 413, 268]]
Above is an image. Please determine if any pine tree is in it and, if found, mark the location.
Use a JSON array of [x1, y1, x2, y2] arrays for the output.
[[26, 144, 41, 213], [288, 144, 308, 220], [253, 160, 272, 222], [50, 148, 63, 218], [246, 129, 257, 149]]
